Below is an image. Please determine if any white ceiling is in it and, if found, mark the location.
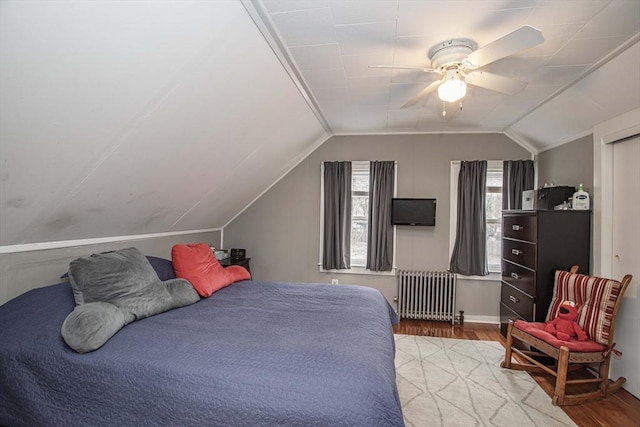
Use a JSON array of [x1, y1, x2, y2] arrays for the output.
[[252, 0, 640, 152]]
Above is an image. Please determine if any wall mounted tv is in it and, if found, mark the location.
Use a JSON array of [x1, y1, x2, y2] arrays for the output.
[[391, 198, 436, 226]]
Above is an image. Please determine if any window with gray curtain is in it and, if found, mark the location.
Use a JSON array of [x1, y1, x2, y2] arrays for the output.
[[449, 160, 489, 276], [322, 161, 352, 269], [502, 160, 534, 210], [366, 161, 394, 271]]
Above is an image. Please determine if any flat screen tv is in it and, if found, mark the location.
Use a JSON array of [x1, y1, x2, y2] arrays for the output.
[[391, 198, 436, 226]]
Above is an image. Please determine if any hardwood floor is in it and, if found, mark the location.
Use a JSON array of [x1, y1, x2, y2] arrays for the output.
[[394, 319, 640, 427]]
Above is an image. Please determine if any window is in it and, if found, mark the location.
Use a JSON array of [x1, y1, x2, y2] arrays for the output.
[[485, 166, 503, 272], [320, 161, 396, 274], [350, 163, 370, 267], [449, 160, 503, 276]]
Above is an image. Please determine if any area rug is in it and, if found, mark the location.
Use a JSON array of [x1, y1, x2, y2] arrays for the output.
[[394, 334, 577, 426]]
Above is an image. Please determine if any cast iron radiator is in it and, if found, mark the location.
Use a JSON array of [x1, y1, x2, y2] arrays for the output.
[[396, 270, 458, 325]]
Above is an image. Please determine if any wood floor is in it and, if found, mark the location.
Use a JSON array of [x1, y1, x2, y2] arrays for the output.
[[394, 319, 640, 427]]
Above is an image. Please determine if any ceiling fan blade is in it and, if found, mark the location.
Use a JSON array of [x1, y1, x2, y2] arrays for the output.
[[463, 25, 544, 69], [465, 71, 527, 95], [369, 65, 439, 73], [401, 80, 441, 108]]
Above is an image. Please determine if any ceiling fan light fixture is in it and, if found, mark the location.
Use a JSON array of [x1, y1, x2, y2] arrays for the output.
[[438, 76, 466, 102]]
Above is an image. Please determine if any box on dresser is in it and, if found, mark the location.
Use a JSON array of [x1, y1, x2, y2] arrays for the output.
[[500, 210, 591, 336], [521, 186, 575, 210]]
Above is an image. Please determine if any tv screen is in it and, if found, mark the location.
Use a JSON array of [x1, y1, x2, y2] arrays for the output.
[[391, 198, 436, 226]]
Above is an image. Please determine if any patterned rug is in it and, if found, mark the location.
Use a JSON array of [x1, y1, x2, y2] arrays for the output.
[[394, 334, 576, 427]]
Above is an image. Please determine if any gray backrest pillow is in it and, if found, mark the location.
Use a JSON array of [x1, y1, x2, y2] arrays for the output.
[[61, 247, 199, 353]]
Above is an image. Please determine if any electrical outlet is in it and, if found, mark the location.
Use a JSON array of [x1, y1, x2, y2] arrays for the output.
[[331, 279, 339, 285]]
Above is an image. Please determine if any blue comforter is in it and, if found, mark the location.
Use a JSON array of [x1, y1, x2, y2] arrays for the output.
[[0, 280, 404, 426]]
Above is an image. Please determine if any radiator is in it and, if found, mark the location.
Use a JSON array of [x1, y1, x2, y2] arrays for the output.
[[396, 270, 457, 324]]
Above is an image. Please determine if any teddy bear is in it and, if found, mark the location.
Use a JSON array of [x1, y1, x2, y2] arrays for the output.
[[544, 300, 588, 341]]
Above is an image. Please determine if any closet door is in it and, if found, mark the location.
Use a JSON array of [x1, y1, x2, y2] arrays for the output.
[[612, 136, 639, 295], [611, 135, 639, 398]]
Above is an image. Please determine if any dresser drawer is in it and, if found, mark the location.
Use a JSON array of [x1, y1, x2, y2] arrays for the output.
[[502, 239, 536, 269], [501, 260, 536, 296], [501, 282, 534, 320], [503, 214, 537, 242], [500, 302, 526, 337]]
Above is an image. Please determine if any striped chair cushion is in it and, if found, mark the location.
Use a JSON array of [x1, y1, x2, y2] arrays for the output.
[[546, 270, 622, 346]]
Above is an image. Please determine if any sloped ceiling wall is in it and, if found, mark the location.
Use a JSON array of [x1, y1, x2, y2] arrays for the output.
[[509, 41, 640, 149], [0, 1, 328, 246]]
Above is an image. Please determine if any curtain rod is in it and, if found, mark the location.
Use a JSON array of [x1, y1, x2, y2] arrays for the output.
[[321, 161, 398, 164], [450, 159, 531, 164]]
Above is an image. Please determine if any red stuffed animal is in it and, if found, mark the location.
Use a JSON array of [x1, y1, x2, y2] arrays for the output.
[[544, 301, 588, 341]]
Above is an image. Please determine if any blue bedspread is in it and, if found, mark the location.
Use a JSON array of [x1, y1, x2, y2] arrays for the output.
[[0, 280, 404, 426]]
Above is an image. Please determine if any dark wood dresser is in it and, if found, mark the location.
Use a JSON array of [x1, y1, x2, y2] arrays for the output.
[[500, 210, 591, 336]]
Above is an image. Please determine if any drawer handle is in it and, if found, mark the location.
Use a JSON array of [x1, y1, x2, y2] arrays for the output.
[[509, 295, 520, 304], [512, 225, 524, 231], [511, 272, 520, 280], [511, 249, 522, 255]]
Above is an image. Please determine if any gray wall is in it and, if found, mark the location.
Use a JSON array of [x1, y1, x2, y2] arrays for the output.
[[224, 133, 530, 322], [0, 231, 221, 305], [536, 135, 593, 193], [536, 135, 594, 272]]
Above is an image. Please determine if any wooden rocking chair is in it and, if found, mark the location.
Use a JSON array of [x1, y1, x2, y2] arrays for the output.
[[501, 265, 633, 406]]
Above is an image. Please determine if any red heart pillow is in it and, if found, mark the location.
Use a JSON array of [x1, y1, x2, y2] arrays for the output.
[[171, 243, 250, 297]]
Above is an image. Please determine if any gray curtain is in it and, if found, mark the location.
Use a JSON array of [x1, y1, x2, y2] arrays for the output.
[[366, 161, 394, 271], [502, 160, 535, 210], [449, 160, 489, 276], [323, 161, 352, 269]]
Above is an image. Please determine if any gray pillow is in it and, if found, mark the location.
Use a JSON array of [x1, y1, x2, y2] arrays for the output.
[[61, 302, 126, 354], [61, 247, 199, 353], [60, 255, 176, 283]]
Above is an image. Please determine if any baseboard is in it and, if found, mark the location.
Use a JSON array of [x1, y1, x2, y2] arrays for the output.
[[392, 314, 500, 325], [462, 315, 500, 325]]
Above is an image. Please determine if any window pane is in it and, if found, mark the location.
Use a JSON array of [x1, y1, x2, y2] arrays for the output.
[[351, 219, 368, 265], [351, 167, 369, 266], [487, 168, 502, 272], [487, 222, 501, 269], [352, 195, 368, 218], [486, 192, 502, 221]]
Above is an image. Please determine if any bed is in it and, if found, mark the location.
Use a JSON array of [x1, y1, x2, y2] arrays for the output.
[[0, 262, 404, 426]]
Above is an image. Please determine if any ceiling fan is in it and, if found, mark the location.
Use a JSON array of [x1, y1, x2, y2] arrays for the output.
[[371, 26, 544, 111]]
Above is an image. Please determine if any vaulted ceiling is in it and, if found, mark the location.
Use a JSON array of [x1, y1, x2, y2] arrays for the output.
[[252, 0, 640, 151], [1, 0, 639, 247]]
